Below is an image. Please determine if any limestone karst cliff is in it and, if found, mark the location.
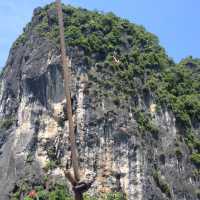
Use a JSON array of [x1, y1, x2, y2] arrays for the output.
[[0, 3, 199, 200]]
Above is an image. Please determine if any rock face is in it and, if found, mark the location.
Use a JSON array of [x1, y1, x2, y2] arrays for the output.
[[0, 3, 199, 200]]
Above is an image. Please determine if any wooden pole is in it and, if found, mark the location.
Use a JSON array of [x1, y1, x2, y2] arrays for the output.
[[55, 2, 94, 200], [55, 0, 80, 182]]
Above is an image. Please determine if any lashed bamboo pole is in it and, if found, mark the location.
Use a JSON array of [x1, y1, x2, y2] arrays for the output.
[[56, 0, 80, 182]]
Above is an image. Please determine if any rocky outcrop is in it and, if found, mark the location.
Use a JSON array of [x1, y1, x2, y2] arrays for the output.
[[0, 3, 199, 200]]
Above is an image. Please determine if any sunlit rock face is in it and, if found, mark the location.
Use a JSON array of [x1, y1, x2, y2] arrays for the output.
[[0, 4, 199, 200]]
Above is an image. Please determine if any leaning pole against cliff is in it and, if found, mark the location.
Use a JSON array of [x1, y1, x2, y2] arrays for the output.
[[55, 1, 94, 200]]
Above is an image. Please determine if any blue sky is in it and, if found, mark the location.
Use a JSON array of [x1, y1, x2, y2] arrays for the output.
[[0, 0, 199, 68]]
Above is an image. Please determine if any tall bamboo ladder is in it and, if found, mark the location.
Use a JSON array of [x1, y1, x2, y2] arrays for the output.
[[56, 1, 94, 199]]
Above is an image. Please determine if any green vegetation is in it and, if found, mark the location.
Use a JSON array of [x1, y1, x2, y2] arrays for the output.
[[175, 148, 183, 160], [133, 109, 159, 138], [24, 197, 32, 200], [185, 132, 200, 152], [26, 153, 34, 163], [185, 132, 200, 151], [152, 58, 200, 129], [83, 192, 125, 200], [185, 132, 200, 168], [12, 183, 72, 200], [0, 117, 14, 130], [192, 169, 200, 177], [43, 160, 57, 172], [190, 153, 200, 168], [11, 180, 125, 200], [105, 192, 125, 200], [13, 32, 28, 48], [153, 171, 171, 198]]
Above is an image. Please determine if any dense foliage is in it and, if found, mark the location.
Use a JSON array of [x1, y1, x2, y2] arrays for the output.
[[11, 180, 125, 200], [149, 57, 200, 129]]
